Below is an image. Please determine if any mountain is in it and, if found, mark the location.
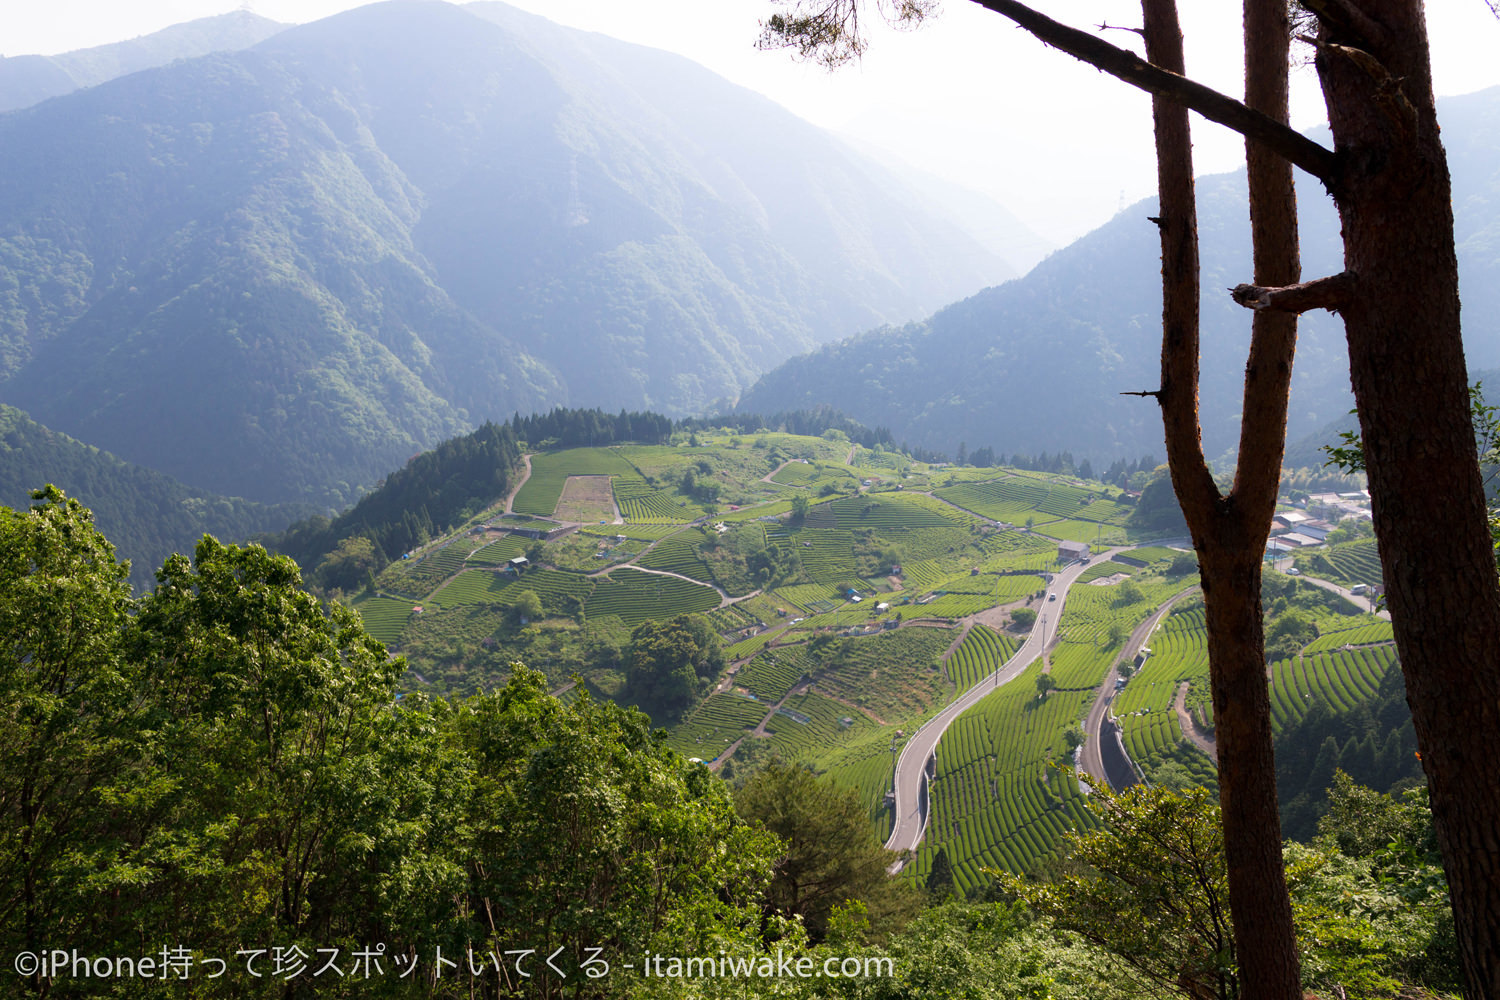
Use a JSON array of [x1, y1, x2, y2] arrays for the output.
[[738, 87, 1500, 464], [0, 404, 314, 588], [0, 1, 1010, 507], [0, 11, 287, 113]]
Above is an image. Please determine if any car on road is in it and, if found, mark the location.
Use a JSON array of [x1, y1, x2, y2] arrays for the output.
[[1047, 593, 1057, 601]]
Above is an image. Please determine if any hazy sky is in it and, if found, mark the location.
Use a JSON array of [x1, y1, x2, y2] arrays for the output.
[[6, 1, 1500, 255]]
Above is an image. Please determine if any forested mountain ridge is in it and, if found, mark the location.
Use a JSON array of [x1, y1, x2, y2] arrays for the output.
[[0, 11, 286, 113], [738, 86, 1500, 464], [0, 0, 1009, 507], [0, 404, 314, 588]]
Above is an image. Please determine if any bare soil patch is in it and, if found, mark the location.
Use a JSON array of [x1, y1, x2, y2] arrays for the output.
[[1087, 573, 1130, 587], [555, 476, 616, 523]]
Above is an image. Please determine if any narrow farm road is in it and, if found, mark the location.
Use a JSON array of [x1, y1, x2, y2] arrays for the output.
[[505, 453, 533, 514], [1174, 681, 1217, 759]]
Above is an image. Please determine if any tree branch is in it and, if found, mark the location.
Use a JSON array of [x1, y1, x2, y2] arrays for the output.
[[1229, 272, 1355, 314], [1296, 0, 1389, 53], [967, 0, 1339, 186]]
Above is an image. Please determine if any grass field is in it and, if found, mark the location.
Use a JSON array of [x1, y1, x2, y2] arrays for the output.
[[512, 449, 635, 516]]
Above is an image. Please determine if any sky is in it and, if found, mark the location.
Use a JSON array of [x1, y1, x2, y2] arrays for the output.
[[5, 0, 1500, 258]]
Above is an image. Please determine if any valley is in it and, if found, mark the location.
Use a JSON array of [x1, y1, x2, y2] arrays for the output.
[[351, 428, 1401, 892]]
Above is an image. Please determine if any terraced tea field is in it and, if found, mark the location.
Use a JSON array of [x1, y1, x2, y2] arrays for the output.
[[428, 568, 517, 608], [946, 625, 1021, 691], [1295, 538, 1383, 589], [663, 693, 769, 759], [1301, 619, 1395, 652], [735, 646, 812, 702], [614, 474, 700, 522], [353, 596, 417, 644], [934, 475, 1098, 524], [584, 568, 719, 624], [764, 690, 880, 765], [811, 628, 953, 721], [1269, 645, 1399, 730], [636, 530, 714, 583], [1112, 603, 1211, 778], [915, 661, 1096, 892]]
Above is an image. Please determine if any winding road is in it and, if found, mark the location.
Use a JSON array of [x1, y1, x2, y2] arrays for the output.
[[1077, 587, 1196, 790], [883, 547, 1123, 860]]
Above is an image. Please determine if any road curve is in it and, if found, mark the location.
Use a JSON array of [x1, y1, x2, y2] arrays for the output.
[[884, 547, 1123, 860], [1077, 586, 1196, 789]]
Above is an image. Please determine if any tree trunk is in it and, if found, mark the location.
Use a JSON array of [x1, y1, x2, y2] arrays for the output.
[[1315, 3, 1500, 995], [1142, 2, 1303, 995]]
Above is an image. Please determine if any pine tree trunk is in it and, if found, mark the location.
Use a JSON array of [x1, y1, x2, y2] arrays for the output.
[[1143, 1, 1303, 994], [1317, 4, 1500, 994]]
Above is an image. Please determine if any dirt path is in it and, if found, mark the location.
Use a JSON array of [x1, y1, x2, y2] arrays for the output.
[[761, 459, 796, 483], [1174, 681, 1218, 759], [504, 454, 533, 514], [845, 445, 857, 465]]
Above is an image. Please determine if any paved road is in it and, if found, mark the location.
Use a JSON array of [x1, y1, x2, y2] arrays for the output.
[[1273, 557, 1389, 618], [1077, 587, 1196, 789], [883, 548, 1123, 860]]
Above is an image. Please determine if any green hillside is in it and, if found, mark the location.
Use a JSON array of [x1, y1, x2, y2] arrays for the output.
[[0, 404, 311, 588], [0, 1, 1005, 506]]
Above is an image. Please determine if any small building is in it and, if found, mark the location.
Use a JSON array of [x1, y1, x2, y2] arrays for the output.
[[1058, 540, 1091, 563], [1278, 532, 1323, 548], [505, 556, 529, 574], [1273, 510, 1311, 529]]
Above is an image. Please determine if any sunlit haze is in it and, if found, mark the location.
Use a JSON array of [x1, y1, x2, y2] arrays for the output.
[[6, 0, 1499, 255]]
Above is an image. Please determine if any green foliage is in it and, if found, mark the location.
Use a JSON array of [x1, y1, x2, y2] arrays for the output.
[[1124, 466, 1189, 534], [0, 494, 781, 996], [0, 487, 137, 977], [734, 762, 915, 941], [0, 406, 314, 589], [626, 614, 726, 715], [1000, 779, 1237, 1000]]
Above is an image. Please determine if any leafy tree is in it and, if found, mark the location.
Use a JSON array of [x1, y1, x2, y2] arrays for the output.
[[513, 588, 544, 623], [0, 487, 136, 989], [455, 668, 777, 998], [625, 614, 725, 714], [1009, 607, 1036, 630], [1167, 553, 1199, 577], [1062, 723, 1085, 755], [786, 491, 810, 524], [734, 762, 915, 941], [1000, 779, 1236, 1000], [314, 533, 382, 593], [926, 847, 956, 900], [130, 536, 414, 954], [1034, 673, 1057, 699]]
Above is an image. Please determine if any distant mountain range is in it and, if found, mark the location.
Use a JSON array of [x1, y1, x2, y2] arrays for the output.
[[0, 11, 288, 113], [739, 86, 1500, 465], [0, 1, 1014, 507]]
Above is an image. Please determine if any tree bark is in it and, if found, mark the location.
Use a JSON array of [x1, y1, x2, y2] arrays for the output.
[[1141, 2, 1303, 995], [1313, 3, 1500, 996]]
